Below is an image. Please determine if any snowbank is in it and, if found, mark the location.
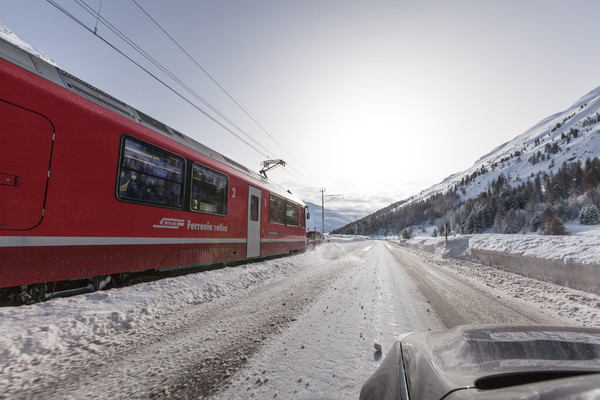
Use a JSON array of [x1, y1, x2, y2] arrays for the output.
[[471, 249, 600, 294], [0, 254, 312, 378], [469, 234, 600, 294], [469, 234, 600, 266], [399, 235, 471, 259], [401, 233, 600, 294], [329, 234, 370, 242]]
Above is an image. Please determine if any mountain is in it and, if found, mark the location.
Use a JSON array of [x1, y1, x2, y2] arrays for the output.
[[409, 86, 600, 207], [334, 85, 600, 236], [305, 201, 353, 233]]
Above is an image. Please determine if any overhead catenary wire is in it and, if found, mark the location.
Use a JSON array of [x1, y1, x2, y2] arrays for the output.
[[46, 0, 318, 187], [93, 0, 102, 34], [71, 0, 273, 158], [130, 0, 316, 183], [46, 0, 271, 159]]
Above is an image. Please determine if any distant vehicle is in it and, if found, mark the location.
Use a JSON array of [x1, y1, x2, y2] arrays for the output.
[[307, 230, 330, 246], [0, 36, 308, 304], [360, 325, 600, 399]]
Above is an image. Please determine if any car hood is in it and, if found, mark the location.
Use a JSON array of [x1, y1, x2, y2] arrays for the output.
[[362, 324, 600, 400]]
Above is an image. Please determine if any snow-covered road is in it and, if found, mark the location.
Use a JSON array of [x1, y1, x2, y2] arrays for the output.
[[219, 240, 568, 399], [1, 239, 596, 399], [218, 241, 443, 399]]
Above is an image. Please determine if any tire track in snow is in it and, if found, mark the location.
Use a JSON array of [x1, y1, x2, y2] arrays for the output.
[[385, 242, 565, 327], [217, 241, 442, 399]]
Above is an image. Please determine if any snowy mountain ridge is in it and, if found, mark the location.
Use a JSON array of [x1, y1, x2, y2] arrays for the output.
[[305, 201, 353, 233], [398, 83, 600, 211]]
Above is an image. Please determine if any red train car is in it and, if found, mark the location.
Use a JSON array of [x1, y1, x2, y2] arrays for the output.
[[0, 37, 308, 303]]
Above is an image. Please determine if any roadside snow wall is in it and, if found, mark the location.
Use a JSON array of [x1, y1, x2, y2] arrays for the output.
[[402, 234, 600, 295], [401, 236, 472, 259], [469, 235, 600, 295]]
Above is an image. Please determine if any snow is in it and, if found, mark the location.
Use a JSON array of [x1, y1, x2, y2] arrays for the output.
[[2, 235, 600, 398], [470, 233, 600, 265], [217, 241, 442, 399], [401, 225, 600, 294], [0, 22, 57, 66], [0, 255, 303, 378]]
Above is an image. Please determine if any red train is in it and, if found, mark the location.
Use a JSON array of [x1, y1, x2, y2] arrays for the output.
[[0, 36, 308, 304]]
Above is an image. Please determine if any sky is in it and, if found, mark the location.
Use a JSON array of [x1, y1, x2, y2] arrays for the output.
[[3, 0, 600, 219]]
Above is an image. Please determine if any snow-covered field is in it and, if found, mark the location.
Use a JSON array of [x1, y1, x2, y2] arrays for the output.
[[1, 235, 599, 399]]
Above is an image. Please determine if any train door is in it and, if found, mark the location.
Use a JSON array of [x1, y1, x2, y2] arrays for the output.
[[247, 186, 261, 258], [0, 101, 54, 230]]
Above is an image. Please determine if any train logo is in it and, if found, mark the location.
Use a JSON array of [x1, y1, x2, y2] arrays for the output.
[[152, 218, 185, 229]]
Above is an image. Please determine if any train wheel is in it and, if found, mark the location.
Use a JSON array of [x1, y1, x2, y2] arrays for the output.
[[88, 276, 100, 292], [113, 273, 132, 288], [18, 283, 47, 304], [0, 288, 18, 306]]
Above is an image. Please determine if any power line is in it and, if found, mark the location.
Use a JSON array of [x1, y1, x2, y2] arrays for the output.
[[46, 0, 319, 188], [46, 0, 269, 158], [93, 0, 102, 34], [130, 0, 315, 180], [73, 0, 273, 157], [131, 0, 259, 134]]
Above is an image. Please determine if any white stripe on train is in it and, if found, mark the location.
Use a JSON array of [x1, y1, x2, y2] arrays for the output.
[[0, 236, 305, 247]]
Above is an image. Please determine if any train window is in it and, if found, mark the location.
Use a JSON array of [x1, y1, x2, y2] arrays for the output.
[[269, 194, 298, 226], [285, 200, 298, 226], [250, 195, 259, 222], [302, 207, 306, 228], [269, 194, 285, 225], [191, 163, 228, 215], [118, 137, 184, 208]]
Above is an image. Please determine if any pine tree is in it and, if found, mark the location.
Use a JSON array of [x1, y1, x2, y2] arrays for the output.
[[530, 211, 543, 233], [579, 204, 600, 225], [544, 214, 567, 235], [503, 209, 522, 234], [493, 211, 504, 233]]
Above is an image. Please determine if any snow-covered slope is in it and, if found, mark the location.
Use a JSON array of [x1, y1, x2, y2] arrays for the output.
[[401, 85, 600, 208]]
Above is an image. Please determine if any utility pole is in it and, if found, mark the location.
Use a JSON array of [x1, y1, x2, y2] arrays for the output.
[[320, 188, 325, 233], [320, 188, 343, 233]]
